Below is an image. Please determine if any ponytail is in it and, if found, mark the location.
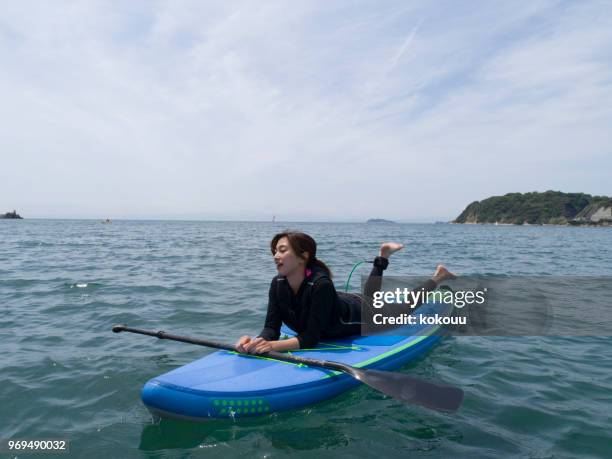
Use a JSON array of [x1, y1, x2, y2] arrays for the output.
[[308, 256, 333, 279]]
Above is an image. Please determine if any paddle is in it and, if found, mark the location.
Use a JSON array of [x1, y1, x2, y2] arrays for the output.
[[112, 324, 464, 412]]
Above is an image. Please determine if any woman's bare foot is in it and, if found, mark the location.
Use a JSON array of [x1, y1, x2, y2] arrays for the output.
[[380, 242, 404, 259], [432, 265, 457, 284]]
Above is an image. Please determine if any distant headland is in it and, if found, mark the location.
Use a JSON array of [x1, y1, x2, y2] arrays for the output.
[[454, 191, 612, 226], [1, 210, 23, 219], [366, 218, 396, 224]]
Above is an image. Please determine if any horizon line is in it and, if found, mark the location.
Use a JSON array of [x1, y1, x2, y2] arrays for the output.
[[5, 216, 452, 224]]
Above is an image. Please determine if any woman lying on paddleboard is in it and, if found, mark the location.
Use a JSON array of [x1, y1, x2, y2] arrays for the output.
[[235, 231, 456, 354]]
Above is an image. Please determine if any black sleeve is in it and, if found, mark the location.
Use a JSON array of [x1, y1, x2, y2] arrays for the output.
[[296, 279, 335, 349], [258, 279, 281, 341]]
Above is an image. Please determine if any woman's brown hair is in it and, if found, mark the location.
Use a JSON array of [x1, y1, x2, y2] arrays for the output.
[[270, 231, 332, 278]]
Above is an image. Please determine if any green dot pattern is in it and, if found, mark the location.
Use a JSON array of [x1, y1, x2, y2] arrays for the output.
[[212, 398, 270, 417]]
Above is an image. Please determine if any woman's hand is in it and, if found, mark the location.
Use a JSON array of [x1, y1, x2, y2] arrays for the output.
[[243, 337, 273, 354], [235, 335, 252, 353]]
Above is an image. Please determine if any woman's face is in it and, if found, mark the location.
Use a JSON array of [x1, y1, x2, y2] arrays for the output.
[[273, 237, 307, 277]]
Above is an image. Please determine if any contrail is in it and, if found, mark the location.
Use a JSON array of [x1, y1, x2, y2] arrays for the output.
[[388, 18, 424, 72]]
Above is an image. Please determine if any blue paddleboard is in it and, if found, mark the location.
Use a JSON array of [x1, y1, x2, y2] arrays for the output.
[[141, 302, 452, 420]]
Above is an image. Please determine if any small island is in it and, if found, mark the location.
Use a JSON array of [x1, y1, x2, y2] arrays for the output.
[[1, 210, 23, 219], [366, 218, 396, 224], [453, 191, 612, 226]]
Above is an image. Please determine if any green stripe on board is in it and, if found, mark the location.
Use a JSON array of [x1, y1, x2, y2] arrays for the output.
[[320, 325, 442, 379], [295, 345, 362, 352], [226, 351, 305, 367]]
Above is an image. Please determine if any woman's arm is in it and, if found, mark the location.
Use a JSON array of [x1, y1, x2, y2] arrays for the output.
[[258, 279, 282, 341], [236, 279, 283, 352], [295, 279, 334, 349], [244, 336, 300, 354]]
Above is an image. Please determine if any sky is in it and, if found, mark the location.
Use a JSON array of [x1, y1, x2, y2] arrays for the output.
[[1, 0, 611, 222]]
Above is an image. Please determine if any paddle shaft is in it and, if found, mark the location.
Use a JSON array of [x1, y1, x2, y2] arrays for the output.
[[114, 325, 348, 373]]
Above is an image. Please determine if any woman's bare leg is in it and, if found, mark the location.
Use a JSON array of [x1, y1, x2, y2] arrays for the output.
[[363, 242, 404, 298], [432, 265, 457, 284]]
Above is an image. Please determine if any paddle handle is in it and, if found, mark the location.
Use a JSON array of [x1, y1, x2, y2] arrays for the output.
[[113, 325, 236, 352]]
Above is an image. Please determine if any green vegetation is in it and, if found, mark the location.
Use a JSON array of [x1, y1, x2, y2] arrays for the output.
[[454, 191, 612, 225]]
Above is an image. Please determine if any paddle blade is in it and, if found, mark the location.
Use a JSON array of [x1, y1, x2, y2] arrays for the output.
[[354, 368, 464, 412]]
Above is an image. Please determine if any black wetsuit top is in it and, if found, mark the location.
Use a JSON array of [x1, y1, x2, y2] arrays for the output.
[[258, 266, 361, 348]]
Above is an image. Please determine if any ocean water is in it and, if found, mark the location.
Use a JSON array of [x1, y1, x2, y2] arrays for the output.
[[1, 220, 611, 458]]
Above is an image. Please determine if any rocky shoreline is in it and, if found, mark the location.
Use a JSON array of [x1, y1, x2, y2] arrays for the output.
[[451, 220, 611, 227]]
